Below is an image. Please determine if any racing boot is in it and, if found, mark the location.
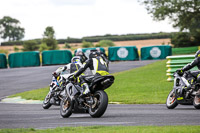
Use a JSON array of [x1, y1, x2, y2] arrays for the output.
[[80, 83, 90, 97]]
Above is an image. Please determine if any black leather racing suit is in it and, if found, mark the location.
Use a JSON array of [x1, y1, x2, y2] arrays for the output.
[[74, 56, 109, 78], [182, 57, 200, 83]]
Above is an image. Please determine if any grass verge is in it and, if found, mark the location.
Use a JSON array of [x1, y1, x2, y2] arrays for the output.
[[172, 46, 198, 55], [106, 60, 173, 104], [0, 125, 200, 133], [10, 60, 173, 104]]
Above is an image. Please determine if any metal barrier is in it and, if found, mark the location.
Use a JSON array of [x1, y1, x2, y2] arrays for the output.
[[166, 55, 198, 81]]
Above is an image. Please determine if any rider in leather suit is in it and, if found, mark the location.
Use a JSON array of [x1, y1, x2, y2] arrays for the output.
[[52, 56, 83, 78], [177, 50, 200, 83], [70, 50, 109, 95]]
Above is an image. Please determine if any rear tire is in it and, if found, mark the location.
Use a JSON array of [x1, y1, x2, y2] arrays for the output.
[[42, 92, 52, 109], [60, 97, 72, 118], [89, 90, 108, 118], [166, 90, 178, 109], [193, 95, 200, 109]]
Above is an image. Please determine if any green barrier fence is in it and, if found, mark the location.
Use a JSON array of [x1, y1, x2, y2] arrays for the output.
[[8, 51, 40, 68], [141, 45, 172, 60], [0, 53, 7, 68], [166, 55, 198, 81], [108, 46, 139, 61], [74, 47, 105, 58], [42, 50, 72, 65]]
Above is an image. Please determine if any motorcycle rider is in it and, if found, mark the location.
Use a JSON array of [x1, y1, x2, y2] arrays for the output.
[[177, 50, 200, 90], [69, 50, 109, 95], [76, 48, 88, 63], [96, 48, 109, 68], [52, 56, 84, 86]]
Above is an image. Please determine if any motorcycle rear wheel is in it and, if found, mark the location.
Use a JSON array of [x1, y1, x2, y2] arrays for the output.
[[193, 95, 200, 109], [60, 97, 72, 118], [42, 92, 52, 109], [166, 90, 178, 109], [89, 90, 108, 118]]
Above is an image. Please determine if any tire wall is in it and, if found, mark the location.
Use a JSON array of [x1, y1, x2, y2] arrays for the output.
[[141, 45, 172, 60], [108, 46, 139, 61], [42, 50, 72, 65], [0, 53, 7, 68], [8, 51, 40, 68]]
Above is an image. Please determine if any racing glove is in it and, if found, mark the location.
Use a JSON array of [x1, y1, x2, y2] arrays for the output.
[[176, 69, 184, 76], [68, 75, 76, 81]]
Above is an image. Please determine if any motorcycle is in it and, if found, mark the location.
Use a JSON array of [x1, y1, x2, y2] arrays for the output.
[[60, 75, 115, 118], [166, 71, 200, 109], [42, 71, 70, 109]]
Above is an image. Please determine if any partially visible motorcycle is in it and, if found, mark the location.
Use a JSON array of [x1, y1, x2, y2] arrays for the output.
[[42, 71, 70, 109], [166, 71, 200, 109], [60, 75, 114, 118]]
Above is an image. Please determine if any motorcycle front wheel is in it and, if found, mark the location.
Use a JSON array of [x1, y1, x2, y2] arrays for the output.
[[166, 89, 178, 109], [193, 95, 200, 109], [42, 92, 52, 109], [89, 90, 108, 118], [60, 97, 72, 118]]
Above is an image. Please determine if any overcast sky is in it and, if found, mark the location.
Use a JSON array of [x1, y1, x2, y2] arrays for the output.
[[0, 0, 179, 40]]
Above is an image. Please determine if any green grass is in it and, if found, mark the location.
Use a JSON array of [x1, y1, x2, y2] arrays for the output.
[[9, 86, 49, 100], [106, 60, 173, 104], [0, 126, 200, 133], [172, 46, 198, 55], [10, 60, 173, 104]]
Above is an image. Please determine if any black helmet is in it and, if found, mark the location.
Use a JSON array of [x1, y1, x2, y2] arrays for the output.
[[89, 50, 100, 59], [71, 56, 81, 63], [195, 50, 200, 58]]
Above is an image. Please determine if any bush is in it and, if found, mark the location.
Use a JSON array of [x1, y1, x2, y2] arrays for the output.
[[14, 45, 20, 52], [39, 43, 49, 52], [0, 49, 8, 55], [171, 32, 198, 47], [22, 40, 39, 51], [64, 43, 71, 49], [97, 40, 115, 47], [42, 38, 58, 50], [81, 40, 94, 48]]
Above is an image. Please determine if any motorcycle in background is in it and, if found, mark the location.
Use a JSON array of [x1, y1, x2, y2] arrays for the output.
[[42, 71, 70, 109], [166, 71, 200, 109]]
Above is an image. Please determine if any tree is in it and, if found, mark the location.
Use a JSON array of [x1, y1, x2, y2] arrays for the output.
[[22, 40, 39, 51], [142, 0, 200, 44], [43, 26, 55, 39], [171, 32, 195, 47], [42, 26, 58, 50], [0, 16, 25, 41]]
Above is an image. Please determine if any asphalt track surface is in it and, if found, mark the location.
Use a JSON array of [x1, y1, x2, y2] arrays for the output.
[[1, 60, 199, 129], [0, 103, 200, 129]]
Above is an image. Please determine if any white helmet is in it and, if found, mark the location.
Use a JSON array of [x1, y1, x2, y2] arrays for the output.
[[76, 48, 83, 56], [71, 56, 81, 63]]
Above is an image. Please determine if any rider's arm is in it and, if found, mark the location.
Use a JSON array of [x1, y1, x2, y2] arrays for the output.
[[55, 64, 70, 75], [74, 59, 92, 78], [182, 57, 199, 71]]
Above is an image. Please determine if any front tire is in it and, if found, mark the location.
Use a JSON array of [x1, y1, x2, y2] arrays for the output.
[[193, 95, 200, 109], [166, 90, 178, 109], [89, 90, 108, 118], [60, 97, 72, 118], [42, 92, 52, 109]]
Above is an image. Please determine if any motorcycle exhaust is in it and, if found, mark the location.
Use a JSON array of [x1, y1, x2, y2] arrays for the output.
[[101, 79, 111, 85]]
